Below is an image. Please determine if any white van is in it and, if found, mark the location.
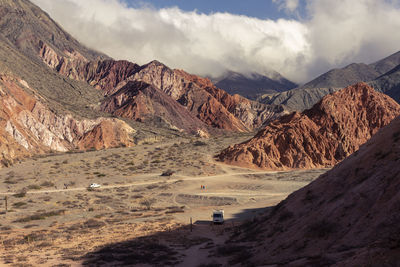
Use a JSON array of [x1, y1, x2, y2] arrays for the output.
[[212, 210, 224, 224]]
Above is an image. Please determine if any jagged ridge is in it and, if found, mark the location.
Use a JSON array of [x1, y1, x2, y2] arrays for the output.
[[217, 83, 400, 170]]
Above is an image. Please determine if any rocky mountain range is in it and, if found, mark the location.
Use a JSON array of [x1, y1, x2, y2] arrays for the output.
[[259, 50, 400, 112], [0, 0, 291, 166], [38, 41, 287, 133], [234, 114, 400, 266], [212, 70, 297, 100], [218, 83, 400, 170]]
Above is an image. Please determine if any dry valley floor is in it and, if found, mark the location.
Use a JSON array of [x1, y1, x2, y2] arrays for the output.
[[0, 133, 327, 266]]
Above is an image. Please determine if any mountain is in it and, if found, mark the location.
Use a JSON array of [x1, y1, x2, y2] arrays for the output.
[[0, 0, 146, 166], [0, 0, 106, 62], [0, 71, 135, 166], [259, 50, 400, 112], [101, 80, 209, 134], [0, 0, 290, 167], [38, 42, 287, 132], [232, 114, 400, 266], [258, 87, 338, 112], [370, 50, 400, 74], [302, 63, 379, 89], [212, 71, 297, 100], [369, 64, 400, 103], [217, 83, 400, 170]]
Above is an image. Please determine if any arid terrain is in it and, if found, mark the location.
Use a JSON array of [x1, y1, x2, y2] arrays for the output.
[[1, 1, 400, 266], [0, 133, 327, 266]]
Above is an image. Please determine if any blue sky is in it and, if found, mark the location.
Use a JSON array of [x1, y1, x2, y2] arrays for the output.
[[124, 0, 304, 20]]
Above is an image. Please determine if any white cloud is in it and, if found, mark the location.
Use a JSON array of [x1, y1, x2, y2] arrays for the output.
[[31, 0, 400, 83], [273, 0, 300, 13]]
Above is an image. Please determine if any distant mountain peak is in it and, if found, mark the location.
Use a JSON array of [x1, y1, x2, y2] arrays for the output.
[[212, 69, 297, 100]]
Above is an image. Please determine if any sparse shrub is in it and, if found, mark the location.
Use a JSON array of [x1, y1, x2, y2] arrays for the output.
[[161, 169, 174, 176], [140, 198, 156, 210], [27, 184, 41, 190], [193, 140, 207, 146], [12, 202, 27, 208], [4, 179, 17, 184], [83, 219, 106, 229], [40, 181, 54, 187], [13, 190, 27, 198], [14, 210, 65, 223], [93, 171, 106, 177], [146, 184, 159, 190]]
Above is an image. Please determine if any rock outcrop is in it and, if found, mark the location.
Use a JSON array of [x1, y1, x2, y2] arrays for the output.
[[101, 81, 209, 134], [0, 73, 135, 167], [218, 83, 400, 169], [235, 114, 400, 266]]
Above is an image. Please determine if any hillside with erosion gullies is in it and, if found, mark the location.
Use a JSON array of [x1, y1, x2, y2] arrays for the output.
[[229, 114, 400, 266], [0, 72, 135, 166], [38, 42, 287, 132], [0, 0, 290, 167], [0, 0, 147, 167], [218, 83, 400, 170]]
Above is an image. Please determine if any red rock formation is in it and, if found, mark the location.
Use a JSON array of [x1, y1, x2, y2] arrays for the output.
[[37, 43, 285, 132], [237, 115, 400, 266], [0, 73, 135, 167], [101, 81, 209, 134], [77, 119, 135, 150], [217, 83, 400, 169], [173, 69, 286, 128]]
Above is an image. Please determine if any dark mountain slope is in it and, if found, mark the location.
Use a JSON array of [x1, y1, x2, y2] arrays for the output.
[[233, 114, 400, 266], [369, 63, 400, 103], [0, 0, 105, 62], [302, 63, 379, 89], [213, 71, 297, 100], [370, 50, 400, 74]]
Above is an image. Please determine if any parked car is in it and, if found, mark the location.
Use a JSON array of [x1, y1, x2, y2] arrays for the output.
[[89, 183, 101, 188]]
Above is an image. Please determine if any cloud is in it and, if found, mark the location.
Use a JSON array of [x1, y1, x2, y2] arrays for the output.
[[273, 0, 300, 13], [31, 0, 400, 83]]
